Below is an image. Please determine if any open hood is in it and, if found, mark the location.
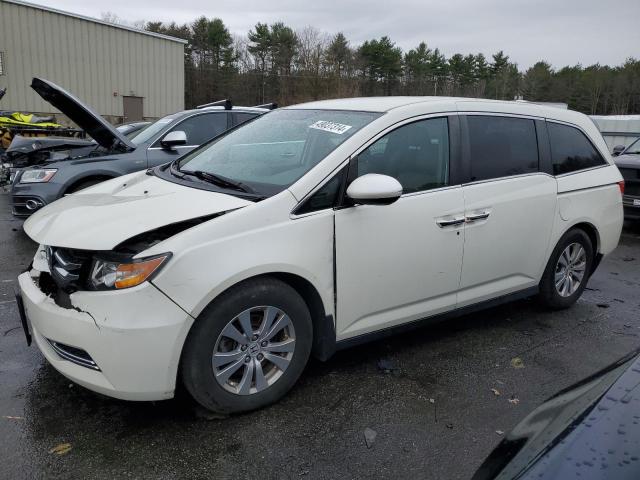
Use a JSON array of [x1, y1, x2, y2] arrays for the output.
[[23, 172, 252, 251], [30, 78, 135, 153]]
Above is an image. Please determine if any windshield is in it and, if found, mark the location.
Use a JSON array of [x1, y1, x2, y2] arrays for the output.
[[131, 114, 180, 145], [624, 138, 640, 155], [177, 109, 381, 195]]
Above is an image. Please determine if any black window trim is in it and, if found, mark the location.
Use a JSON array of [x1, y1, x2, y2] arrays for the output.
[[544, 118, 610, 178], [148, 111, 231, 149], [459, 112, 547, 185], [291, 112, 462, 217]]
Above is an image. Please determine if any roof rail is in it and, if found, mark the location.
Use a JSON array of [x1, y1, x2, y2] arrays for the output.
[[253, 102, 278, 110], [197, 99, 232, 110]]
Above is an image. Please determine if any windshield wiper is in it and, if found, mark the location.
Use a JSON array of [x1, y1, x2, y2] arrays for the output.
[[183, 170, 256, 194]]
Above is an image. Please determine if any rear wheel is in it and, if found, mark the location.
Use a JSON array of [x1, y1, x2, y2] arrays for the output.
[[181, 277, 312, 413], [538, 228, 593, 309]]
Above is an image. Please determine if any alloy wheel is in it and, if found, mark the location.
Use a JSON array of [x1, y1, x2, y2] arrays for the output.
[[212, 306, 296, 395], [554, 242, 587, 297]]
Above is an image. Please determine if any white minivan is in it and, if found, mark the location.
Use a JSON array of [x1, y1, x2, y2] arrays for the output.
[[18, 97, 624, 413]]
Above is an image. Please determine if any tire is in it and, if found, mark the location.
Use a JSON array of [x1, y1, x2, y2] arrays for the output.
[[67, 178, 106, 194], [181, 277, 313, 414], [538, 228, 594, 309]]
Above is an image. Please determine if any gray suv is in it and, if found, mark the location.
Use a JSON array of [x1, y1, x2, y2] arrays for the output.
[[613, 138, 640, 219], [11, 78, 268, 217]]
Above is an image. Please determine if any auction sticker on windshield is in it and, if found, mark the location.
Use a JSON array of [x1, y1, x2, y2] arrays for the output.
[[309, 120, 352, 135]]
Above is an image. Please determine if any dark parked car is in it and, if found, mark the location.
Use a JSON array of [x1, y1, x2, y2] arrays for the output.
[[11, 78, 269, 217], [613, 139, 640, 219], [472, 348, 640, 480], [1, 121, 150, 185]]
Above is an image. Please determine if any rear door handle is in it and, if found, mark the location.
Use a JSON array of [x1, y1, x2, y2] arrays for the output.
[[465, 211, 491, 223], [436, 216, 466, 228]]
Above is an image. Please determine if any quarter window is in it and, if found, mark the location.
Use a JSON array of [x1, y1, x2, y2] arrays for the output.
[[467, 116, 538, 182], [296, 169, 345, 214], [357, 117, 449, 194], [547, 122, 606, 175]]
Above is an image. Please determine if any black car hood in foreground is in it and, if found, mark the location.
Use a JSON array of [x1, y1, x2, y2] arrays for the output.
[[30, 78, 135, 153], [473, 349, 640, 480]]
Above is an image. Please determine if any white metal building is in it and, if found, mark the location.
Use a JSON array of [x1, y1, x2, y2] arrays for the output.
[[590, 115, 640, 152], [0, 0, 186, 123]]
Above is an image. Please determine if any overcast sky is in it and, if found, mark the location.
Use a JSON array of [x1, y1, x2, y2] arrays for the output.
[[33, 0, 640, 69]]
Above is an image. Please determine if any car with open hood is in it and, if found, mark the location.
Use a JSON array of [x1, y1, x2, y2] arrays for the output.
[[1, 121, 149, 185], [16, 96, 624, 413], [613, 138, 640, 219], [10, 78, 269, 217]]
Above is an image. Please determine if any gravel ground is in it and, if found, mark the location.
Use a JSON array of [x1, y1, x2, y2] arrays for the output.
[[1, 191, 639, 480]]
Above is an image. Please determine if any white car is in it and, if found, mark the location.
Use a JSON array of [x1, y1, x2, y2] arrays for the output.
[[17, 97, 624, 413]]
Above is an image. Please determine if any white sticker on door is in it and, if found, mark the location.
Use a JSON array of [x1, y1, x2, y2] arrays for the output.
[[309, 121, 352, 135]]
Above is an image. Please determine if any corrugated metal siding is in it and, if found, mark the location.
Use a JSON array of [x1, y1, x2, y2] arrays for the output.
[[591, 116, 640, 152], [0, 0, 184, 120]]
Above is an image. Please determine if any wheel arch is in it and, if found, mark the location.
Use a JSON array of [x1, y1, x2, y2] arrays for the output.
[[560, 221, 601, 276], [182, 270, 336, 363], [62, 174, 116, 196]]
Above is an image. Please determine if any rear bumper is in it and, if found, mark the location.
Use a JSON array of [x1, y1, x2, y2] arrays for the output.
[[623, 195, 640, 219], [18, 269, 194, 401]]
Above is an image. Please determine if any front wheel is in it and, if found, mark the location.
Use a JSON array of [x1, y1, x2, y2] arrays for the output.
[[538, 228, 593, 309], [180, 277, 312, 413]]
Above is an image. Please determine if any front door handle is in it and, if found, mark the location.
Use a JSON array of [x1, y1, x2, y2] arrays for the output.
[[436, 216, 466, 228], [465, 211, 491, 223]]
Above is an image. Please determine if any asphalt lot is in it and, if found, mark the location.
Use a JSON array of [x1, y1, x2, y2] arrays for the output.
[[1, 191, 639, 480]]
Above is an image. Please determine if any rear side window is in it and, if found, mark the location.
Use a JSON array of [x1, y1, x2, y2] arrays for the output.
[[547, 122, 606, 175], [467, 116, 539, 181], [233, 112, 259, 126]]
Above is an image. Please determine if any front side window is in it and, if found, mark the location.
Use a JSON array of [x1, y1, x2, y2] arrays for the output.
[[548, 122, 606, 175], [467, 115, 538, 182], [165, 113, 228, 146], [356, 117, 449, 194], [131, 114, 180, 145], [178, 109, 380, 197]]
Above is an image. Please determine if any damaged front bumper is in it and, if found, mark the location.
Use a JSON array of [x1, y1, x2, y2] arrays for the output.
[[18, 265, 194, 401]]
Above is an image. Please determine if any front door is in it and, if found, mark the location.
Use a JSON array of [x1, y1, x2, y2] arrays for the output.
[[123, 96, 144, 122], [335, 116, 465, 339]]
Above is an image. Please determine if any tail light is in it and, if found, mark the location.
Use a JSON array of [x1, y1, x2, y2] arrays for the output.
[[618, 181, 625, 195]]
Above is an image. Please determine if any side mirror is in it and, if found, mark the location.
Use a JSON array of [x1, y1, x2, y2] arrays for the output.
[[612, 145, 626, 156], [160, 131, 187, 149], [346, 174, 402, 206]]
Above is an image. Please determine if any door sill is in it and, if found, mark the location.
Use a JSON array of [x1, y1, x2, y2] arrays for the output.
[[335, 286, 539, 351]]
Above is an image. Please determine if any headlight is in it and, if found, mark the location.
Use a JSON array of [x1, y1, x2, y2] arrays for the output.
[[89, 253, 170, 290], [20, 169, 57, 183]]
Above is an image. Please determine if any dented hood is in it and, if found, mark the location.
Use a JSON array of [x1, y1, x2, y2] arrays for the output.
[[24, 172, 252, 250]]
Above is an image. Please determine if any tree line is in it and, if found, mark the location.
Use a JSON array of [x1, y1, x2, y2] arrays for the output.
[[143, 17, 640, 115]]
